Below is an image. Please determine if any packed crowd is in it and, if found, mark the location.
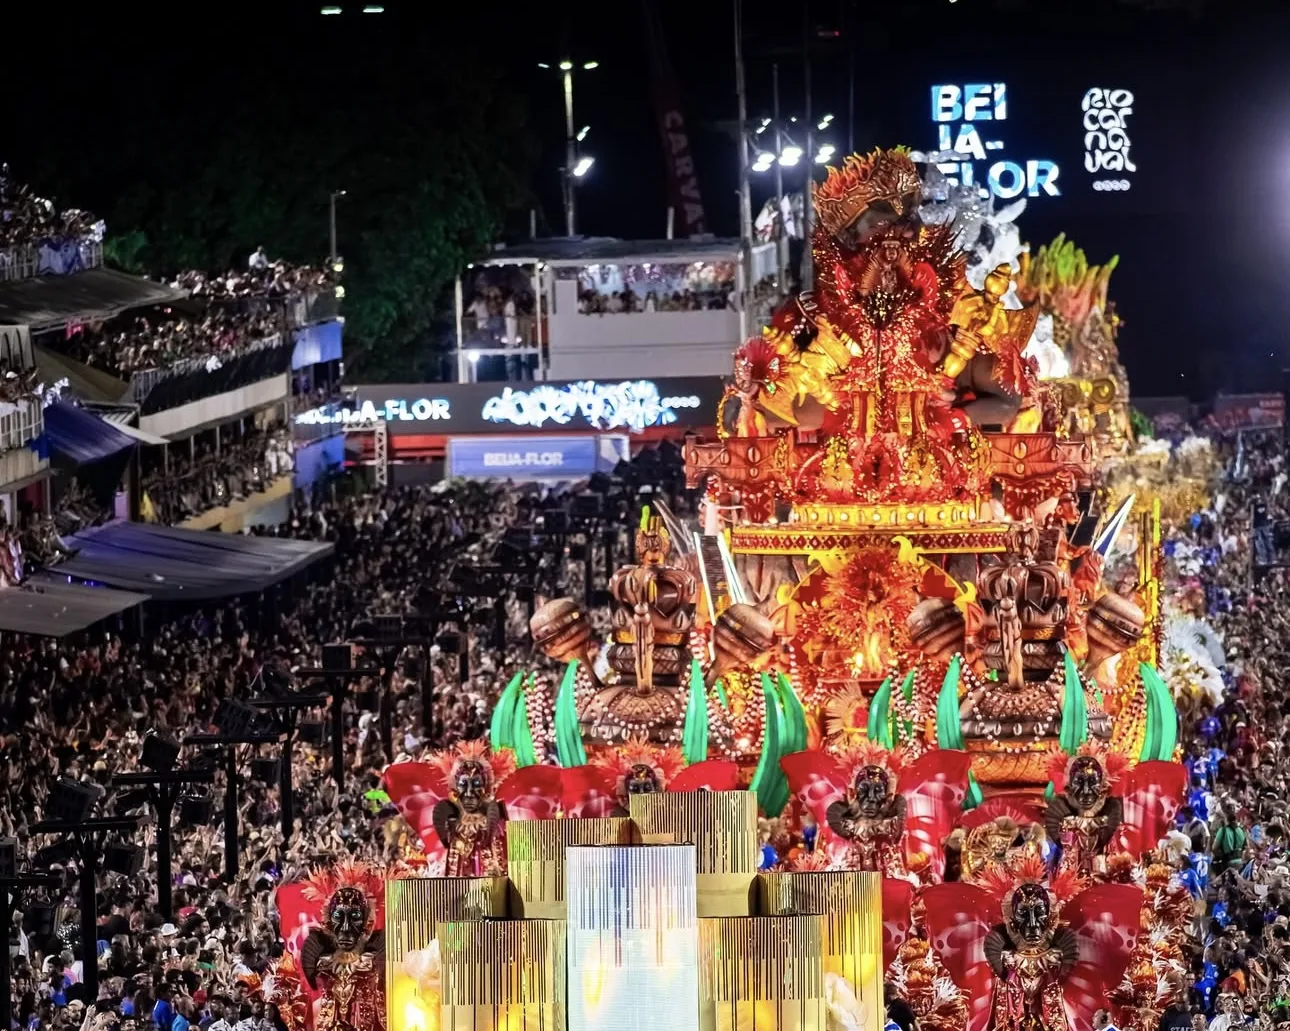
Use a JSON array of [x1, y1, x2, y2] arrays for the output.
[[8, 424, 1290, 1031], [0, 168, 102, 257], [0, 475, 588, 1031], [142, 429, 295, 526], [50, 256, 335, 380], [577, 283, 737, 313]]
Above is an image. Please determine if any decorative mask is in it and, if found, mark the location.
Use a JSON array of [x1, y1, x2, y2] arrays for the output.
[[1005, 881, 1053, 948], [625, 764, 661, 796], [326, 886, 372, 954], [1066, 756, 1107, 811], [453, 759, 490, 814], [852, 764, 892, 818]]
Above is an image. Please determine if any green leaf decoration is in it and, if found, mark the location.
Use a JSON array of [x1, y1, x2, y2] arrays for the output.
[[897, 669, 917, 742], [683, 659, 711, 765], [774, 672, 809, 757], [510, 688, 539, 767], [750, 674, 789, 817], [935, 655, 964, 750], [489, 671, 524, 753], [1058, 651, 1089, 754], [1140, 662, 1178, 761], [554, 661, 587, 768], [965, 772, 984, 809], [867, 675, 894, 748], [1139, 665, 1161, 763], [714, 679, 731, 711]]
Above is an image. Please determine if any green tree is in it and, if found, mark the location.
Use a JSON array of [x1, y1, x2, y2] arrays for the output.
[[89, 31, 534, 381]]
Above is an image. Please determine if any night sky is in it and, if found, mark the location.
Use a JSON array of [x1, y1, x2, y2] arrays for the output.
[[4, 0, 1288, 397]]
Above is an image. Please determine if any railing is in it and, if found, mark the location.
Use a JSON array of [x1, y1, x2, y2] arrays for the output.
[[127, 333, 284, 405], [0, 238, 102, 282], [461, 313, 539, 349], [0, 398, 43, 453], [287, 287, 341, 329]]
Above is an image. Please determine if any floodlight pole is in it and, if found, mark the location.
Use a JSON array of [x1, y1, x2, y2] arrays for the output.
[[249, 696, 328, 844], [30, 816, 142, 1004], [0, 870, 61, 1031], [187, 731, 279, 882], [112, 769, 214, 920]]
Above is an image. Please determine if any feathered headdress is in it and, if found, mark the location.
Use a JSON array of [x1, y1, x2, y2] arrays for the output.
[[977, 855, 1084, 923], [593, 740, 684, 795], [299, 858, 384, 909], [428, 738, 516, 788], [1046, 740, 1130, 795], [833, 740, 907, 794]]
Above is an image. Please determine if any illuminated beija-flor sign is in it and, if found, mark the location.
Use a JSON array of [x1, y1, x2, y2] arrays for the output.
[[482, 380, 700, 432], [293, 379, 705, 434], [930, 82, 1060, 200]]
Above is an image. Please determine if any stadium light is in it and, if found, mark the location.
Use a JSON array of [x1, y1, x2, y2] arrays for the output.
[[815, 144, 837, 164], [573, 156, 595, 178], [751, 152, 775, 173], [363, 4, 384, 10], [560, 60, 574, 71], [321, 5, 342, 13], [778, 145, 803, 167], [583, 61, 599, 70], [817, 113, 834, 130], [577, 125, 591, 142]]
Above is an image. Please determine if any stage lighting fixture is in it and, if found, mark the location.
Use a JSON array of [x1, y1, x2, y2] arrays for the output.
[[542, 510, 570, 534], [141, 732, 180, 773], [435, 633, 464, 654], [103, 843, 144, 877], [45, 778, 104, 824], [215, 698, 258, 738], [22, 903, 59, 936], [251, 758, 282, 785], [178, 794, 214, 827], [259, 664, 295, 699], [113, 788, 152, 813], [33, 842, 74, 867], [299, 720, 326, 746], [572, 495, 602, 518], [324, 642, 355, 670], [0, 837, 15, 879]]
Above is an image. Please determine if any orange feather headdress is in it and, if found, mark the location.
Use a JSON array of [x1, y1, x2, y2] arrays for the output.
[[592, 740, 684, 795], [833, 740, 908, 794], [428, 738, 516, 788], [977, 854, 1084, 923], [1046, 740, 1130, 795]]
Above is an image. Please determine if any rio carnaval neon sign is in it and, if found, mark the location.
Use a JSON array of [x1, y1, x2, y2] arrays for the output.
[[482, 380, 701, 432]]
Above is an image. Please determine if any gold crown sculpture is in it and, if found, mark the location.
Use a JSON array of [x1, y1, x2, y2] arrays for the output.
[[811, 148, 922, 239]]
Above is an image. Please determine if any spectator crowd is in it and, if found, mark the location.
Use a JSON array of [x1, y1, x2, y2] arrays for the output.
[[6, 424, 1290, 1031], [142, 428, 294, 526]]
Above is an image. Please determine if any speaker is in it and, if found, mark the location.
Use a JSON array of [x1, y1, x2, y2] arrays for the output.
[[104, 843, 144, 877]]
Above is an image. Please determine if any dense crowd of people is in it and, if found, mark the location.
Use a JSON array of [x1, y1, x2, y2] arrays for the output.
[[49, 257, 336, 380], [142, 429, 294, 526], [6, 425, 1290, 1031], [0, 168, 102, 268]]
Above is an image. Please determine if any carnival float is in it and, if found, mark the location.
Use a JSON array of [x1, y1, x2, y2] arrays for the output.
[[260, 149, 1198, 1031]]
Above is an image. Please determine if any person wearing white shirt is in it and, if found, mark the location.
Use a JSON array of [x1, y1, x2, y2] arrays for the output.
[[248, 246, 269, 270]]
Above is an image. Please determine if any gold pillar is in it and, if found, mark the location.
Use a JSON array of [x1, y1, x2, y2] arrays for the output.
[[506, 817, 635, 919], [385, 877, 509, 1031], [699, 915, 825, 1031], [439, 919, 566, 1031], [759, 871, 883, 1031], [630, 791, 759, 916]]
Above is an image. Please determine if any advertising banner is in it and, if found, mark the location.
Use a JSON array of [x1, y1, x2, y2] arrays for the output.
[[296, 377, 725, 436], [1209, 393, 1285, 432], [447, 434, 628, 480]]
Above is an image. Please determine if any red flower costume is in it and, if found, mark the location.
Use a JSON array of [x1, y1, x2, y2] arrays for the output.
[[270, 861, 386, 1031], [781, 743, 971, 882], [922, 858, 1141, 1031], [591, 740, 739, 812], [382, 741, 620, 875]]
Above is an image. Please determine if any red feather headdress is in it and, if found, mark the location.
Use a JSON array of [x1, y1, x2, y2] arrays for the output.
[[1046, 740, 1130, 795], [428, 738, 516, 788], [299, 858, 384, 908], [833, 741, 908, 792], [977, 855, 1084, 922], [592, 740, 684, 795]]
